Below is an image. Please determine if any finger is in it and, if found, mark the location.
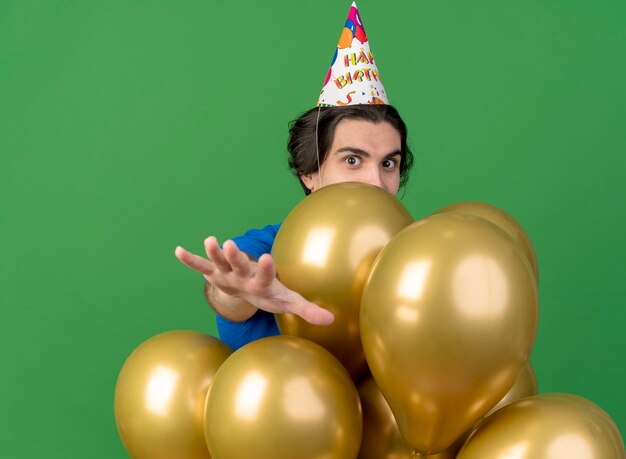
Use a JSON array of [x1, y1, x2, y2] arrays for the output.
[[223, 240, 252, 276], [204, 237, 232, 272], [289, 299, 335, 326], [175, 246, 216, 276], [256, 254, 276, 287]]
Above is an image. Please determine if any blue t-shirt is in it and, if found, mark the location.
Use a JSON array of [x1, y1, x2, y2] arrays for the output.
[[215, 224, 281, 350]]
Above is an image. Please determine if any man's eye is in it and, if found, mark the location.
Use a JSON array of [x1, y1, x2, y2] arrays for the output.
[[382, 158, 397, 169], [346, 156, 361, 166]]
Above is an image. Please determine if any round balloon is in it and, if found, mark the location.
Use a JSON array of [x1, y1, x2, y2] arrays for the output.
[[361, 213, 538, 454], [358, 376, 460, 459], [204, 336, 362, 459], [445, 362, 539, 453], [273, 182, 413, 379], [114, 331, 232, 459], [358, 376, 413, 459], [433, 201, 539, 281], [457, 393, 625, 458], [486, 361, 538, 417]]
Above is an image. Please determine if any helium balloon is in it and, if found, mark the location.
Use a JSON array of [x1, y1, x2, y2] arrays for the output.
[[273, 182, 413, 379], [433, 201, 539, 281], [455, 361, 539, 448], [411, 449, 458, 459], [361, 213, 538, 454], [114, 331, 232, 459], [486, 361, 538, 417], [204, 336, 362, 459], [358, 376, 413, 459], [338, 27, 354, 49], [457, 393, 626, 458], [358, 376, 460, 459]]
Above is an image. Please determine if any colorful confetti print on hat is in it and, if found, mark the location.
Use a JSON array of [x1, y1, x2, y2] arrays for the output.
[[317, 2, 388, 107]]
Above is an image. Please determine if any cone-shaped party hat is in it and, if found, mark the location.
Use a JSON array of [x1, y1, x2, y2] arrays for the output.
[[317, 2, 388, 107]]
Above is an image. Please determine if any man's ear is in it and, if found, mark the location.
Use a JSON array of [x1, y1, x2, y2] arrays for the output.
[[300, 173, 316, 192]]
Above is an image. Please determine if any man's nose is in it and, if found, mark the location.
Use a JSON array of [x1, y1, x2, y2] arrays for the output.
[[361, 168, 385, 189]]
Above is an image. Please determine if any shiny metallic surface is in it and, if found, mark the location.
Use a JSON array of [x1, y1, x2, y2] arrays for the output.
[[457, 393, 625, 459], [487, 362, 538, 417], [357, 376, 460, 459], [361, 213, 538, 454], [456, 362, 540, 448], [114, 331, 232, 459], [273, 182, 413, 379], [433, 201, 539, 282], [204, 335, 363, 459]]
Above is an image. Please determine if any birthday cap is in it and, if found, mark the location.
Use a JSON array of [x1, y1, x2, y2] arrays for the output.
[[317, 2, 388, 107]]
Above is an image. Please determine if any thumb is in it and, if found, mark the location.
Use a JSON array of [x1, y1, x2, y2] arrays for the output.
[[289, 300, 335, 326]]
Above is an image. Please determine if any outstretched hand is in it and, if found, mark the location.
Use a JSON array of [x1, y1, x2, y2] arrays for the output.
[[175, 237, 334, 326]]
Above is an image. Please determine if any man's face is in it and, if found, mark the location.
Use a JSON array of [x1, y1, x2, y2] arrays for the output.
[[301, 119, 402, 196]]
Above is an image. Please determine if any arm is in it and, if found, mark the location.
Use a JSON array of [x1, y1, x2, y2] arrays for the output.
[[203, 268, 257, 322], [175, 237, 334, 325]]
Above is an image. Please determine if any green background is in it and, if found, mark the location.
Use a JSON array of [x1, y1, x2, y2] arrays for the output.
[[1, 0, 624, 456]]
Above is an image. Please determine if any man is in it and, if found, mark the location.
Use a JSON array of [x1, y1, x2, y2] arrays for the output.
[[175, 3, 414, 350]]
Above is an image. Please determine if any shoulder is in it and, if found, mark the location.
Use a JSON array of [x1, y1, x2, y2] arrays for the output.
[[231, 223, 281, 259], [236, 223, 281, 240]]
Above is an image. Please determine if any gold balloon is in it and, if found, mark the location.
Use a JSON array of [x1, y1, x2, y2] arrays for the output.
[[486, 361, 538, 417], [358, 365, 537, 459], [358, 375, 414, 459], [433, 201, 539, 281], [410, 450, 457, 459], [273, 182, 413, 379], [204, 335, 362, 459], [114, 331, 232, 459], [455, 362, 539, 448], [358, 376, 460, 459], [361, 213, 538, 454], [457, 393, 626, 458]]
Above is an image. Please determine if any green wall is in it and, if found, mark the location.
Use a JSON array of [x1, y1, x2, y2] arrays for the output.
[[1, 0, 624, 456]]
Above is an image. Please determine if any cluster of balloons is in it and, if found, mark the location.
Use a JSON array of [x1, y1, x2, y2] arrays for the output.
[[115, 183, 624, 458]]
